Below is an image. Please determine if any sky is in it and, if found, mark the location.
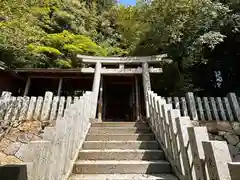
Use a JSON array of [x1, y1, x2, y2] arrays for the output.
[[119, 0, 136, 5]]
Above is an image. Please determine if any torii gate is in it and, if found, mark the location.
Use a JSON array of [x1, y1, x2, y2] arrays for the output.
[[77, 54, 171, 121]]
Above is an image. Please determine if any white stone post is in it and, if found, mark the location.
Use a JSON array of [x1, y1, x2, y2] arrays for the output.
[[142, 61, 151, 118], [26, 97, 37, 120], [228, 93, 240, 121], [19, 96, 30, 121], [202, 141, 232, 180], [203, 97, 212, 120], [209, 97, 219, 120], [216, 97, 227, 121], [180, 97, 188, 116], [157, 98, 166, 147], [50, 96, 59, 121], [196, 97, 205, 120], [167, 109, 182, 177], [161, 103, 173, 158], [33, 97, 43, 120], [223, 97, 234, 121], [175, 117, 194, 180], [41, 91, 53, 121], [57, 96, 65, 119], [186, 92, 198, 120], [187, 127, 209, 180], [92, 62, 101, 118]]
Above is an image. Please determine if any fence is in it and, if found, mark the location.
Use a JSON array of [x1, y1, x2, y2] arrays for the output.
[[0, 91, 81, 124], [148, 91, 240, 180], [14, 91, 95, 180], [165, 92, 240, 121]]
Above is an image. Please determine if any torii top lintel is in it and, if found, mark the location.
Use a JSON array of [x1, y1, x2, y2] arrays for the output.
[[77, 54, 171, 64]]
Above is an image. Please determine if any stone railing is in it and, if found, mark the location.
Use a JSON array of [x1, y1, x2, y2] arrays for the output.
[[13, 91, 94, 180], [165, 92, 240, 121], [0, 91, 80, 123], [147, 91, 240, 180]]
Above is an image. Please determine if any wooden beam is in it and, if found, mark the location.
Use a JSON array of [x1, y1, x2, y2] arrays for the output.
[[29, 76, 93, 79], [135, 76, 140, 121]]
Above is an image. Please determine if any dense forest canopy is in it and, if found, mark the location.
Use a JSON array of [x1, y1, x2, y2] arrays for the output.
[[1, 0, 240, 96]]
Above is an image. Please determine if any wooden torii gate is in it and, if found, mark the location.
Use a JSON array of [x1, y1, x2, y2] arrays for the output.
[[77, 54, 171, 121]]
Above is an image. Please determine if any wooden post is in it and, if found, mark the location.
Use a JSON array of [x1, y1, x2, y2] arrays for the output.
[[98, 78, 103, 120], [103, 80, 107, 120], [57, 78, 63, 96], [135, 76, 140, 121], [24, 77, 31, 96], [131, 78, 135, 121]]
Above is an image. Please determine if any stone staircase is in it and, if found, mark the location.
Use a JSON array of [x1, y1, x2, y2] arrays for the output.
[[68, 122, 178, 180]]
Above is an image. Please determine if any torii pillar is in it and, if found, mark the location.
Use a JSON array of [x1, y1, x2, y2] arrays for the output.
[[142, 61, 151, 119]]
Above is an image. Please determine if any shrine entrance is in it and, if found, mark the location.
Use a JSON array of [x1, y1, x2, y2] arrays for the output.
[[102, 76, 140, 122]]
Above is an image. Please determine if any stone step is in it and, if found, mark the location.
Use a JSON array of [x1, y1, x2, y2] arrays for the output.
[[78, 149, 164, 160], [91, 122, 148, 128], [82, 141, 159, 150], [69, 174, 178, 180], [85, 134, 155, 141], [73, 160, 171, 174], [88, 127, 151, 134]]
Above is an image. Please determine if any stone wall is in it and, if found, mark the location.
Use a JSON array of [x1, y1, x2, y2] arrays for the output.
[[194, 121, 240, 161], [0, 119, 46, 165]]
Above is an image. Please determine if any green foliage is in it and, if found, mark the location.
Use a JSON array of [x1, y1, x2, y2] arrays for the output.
[[27, 30, 107, 68], [0, 0, 122, 68], [1, 0, 240, 95], [28, 44, 62, 56]]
